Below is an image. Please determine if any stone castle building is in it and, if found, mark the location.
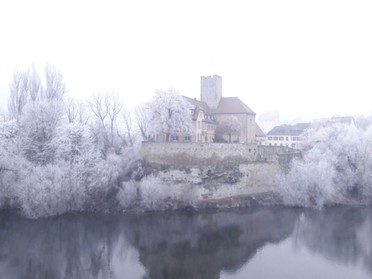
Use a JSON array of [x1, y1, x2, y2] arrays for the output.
[[194, 75, 258, 144], [155, 75, 263, 144]]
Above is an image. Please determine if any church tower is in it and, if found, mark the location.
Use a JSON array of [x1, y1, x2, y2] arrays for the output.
[[200, 75, 222, 109]]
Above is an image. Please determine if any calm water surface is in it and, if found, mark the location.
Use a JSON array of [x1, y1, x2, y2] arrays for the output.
[[1, 206, 372, 279]]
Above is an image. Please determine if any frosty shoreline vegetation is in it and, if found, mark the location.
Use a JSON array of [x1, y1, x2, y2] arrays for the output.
[[277, 123, 372, 209], [1, 66, 372, 219], [0, 66, 201, 218]]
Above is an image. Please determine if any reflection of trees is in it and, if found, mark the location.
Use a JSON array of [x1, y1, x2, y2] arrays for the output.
[[0, 207, 299, 279], [122, 208, 300, 279], [296, 207, 372, 273], [0, 211, 124, 279]]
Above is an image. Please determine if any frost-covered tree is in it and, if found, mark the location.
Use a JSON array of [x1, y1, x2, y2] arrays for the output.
[[8, 67, 41, 119], [7, 65, 67, 165], [147, 89, 193, 142], [52, 123, 98, 163], [8, 71, 25, 119], [43, 64, 66, 101], [1, 66, 166, 218], [19, 99, 63, 164], [0, 119, 20, 154], [215, 115, 241, 143], [8, 65, 64, 120], [278, 123, 372, 208]]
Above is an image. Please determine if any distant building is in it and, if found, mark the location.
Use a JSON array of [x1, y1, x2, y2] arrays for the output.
[[264, 116, 357, 149], [265, 123, 310, 149], [255, 123, 266, 145]]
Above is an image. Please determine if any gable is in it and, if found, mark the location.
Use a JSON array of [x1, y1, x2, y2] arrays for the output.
[[213, 97, 256, 115]]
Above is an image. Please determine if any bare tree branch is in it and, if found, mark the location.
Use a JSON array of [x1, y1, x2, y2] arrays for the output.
[[122, 106, 133, 146], [134, 105, 149, 140]]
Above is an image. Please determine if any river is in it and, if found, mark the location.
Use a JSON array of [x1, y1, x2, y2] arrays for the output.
[[1, 206, 372, 279]]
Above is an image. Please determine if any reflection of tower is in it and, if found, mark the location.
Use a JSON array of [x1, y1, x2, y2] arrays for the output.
[[200, 75, 222, 109], [123, 208, 299, 279]]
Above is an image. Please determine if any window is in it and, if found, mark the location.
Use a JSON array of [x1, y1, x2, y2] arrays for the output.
[[184, 135, 191, 141], [268, 137, 273, 140], [279, 137, 284, 141], [286, 137, 289, 141], [171, 135, 179, 141], [274, 137, 278, 141]]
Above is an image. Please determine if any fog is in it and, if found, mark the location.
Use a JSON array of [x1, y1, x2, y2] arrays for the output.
[[1, 1, 372, 119]]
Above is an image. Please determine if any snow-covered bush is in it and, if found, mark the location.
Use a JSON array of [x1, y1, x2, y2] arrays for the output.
[[118, 180, 139, 209], [11, 154, 123, 218], [53, 123, 98, 163], [139, 175, 171, 210], [0, 119, 125, 218], [278, 124, 372, 208], [16, 164, 72, 218]]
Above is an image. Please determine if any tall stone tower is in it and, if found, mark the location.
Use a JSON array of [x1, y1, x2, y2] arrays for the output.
[[200, 75, 222, 109]]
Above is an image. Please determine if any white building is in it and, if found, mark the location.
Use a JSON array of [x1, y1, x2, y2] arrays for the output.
[[265, 123, 310, 149]]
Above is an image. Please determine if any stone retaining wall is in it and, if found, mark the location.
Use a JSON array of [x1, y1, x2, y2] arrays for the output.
[[141, 142, 258, 166], [141, 142, 293, 167]]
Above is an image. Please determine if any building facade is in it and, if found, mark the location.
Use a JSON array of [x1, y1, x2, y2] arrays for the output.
[[183, 96, 217, 143], [265, 123, 310, 149], [212, 97, 257, 144]]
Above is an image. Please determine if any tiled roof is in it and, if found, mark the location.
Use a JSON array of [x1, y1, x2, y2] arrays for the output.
[[183, 96, 211, 114], [267, 123, 310, 136], [183, 96, 217, 123], [255, 123, 266, 137], [213, 97, 255, 115]]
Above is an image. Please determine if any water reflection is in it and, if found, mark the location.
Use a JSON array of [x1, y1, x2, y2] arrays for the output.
[[296, 207, 372, 273], [123, 208, 299, 279], [1, 207, 372, 279]]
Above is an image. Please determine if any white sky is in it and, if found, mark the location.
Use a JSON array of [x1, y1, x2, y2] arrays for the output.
[[1, 0, 372, 122]]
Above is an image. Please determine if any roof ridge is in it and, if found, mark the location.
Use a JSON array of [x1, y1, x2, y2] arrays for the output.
[[214, 97, 255, 115]]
